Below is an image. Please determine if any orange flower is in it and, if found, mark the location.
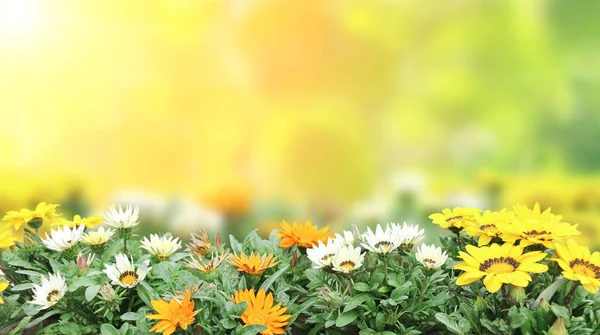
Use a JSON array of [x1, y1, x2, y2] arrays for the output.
[[146, 290, 201, 335], [274, 219, 332, 248], [232, 289, 291, 335], [230, 252, 279, 275]]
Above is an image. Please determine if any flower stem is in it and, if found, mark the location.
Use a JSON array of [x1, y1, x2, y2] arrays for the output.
[[566, 283, 578, 307], [383, 255, 389, 283]]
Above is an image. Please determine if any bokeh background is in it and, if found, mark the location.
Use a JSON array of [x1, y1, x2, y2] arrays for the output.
[[2, 0, 600, 248]]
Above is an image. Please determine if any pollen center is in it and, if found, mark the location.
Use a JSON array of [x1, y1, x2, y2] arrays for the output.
[[119, 270, 139, 286], [340, 260, 356, 269], [445, 216, 463, 223], [46, 289, 59, 303], [321, 253, 335, 261], [423, 258, 436, 264], [479, 224, 496, 230], [374, 241, 393, 250], [523, 230, 550, 237], [570, 259, 600, 279], [247, 313, 267, 325], [479, 257, 520, 273]]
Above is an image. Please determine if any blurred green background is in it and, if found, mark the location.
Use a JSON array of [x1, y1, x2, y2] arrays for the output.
[[1, 0, 600, 248]]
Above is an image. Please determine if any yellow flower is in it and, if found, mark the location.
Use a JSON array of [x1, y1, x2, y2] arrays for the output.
[[2, 202, 61, 230], [501, 203, 580, 249], [0, 226, 17, 248], [147, 290, 201, 335], [274, 219, 332, 248], [81, 227, 115, 248], [2, 209, 33, 230], [463, 209, 511, 246], [232, 289, 291, 335], [553, 239, 600, 293], [230, 252, 279, 275], [0, 277, 8, 304], [428, 207, 481, 232], [186, 252, 230, 273], [58, 215, 104, 229], [454, 243, 548, 293]]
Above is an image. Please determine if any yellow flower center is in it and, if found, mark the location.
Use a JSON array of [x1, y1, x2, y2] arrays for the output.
[[321, 254, 335, 261], [423, 258, 436, 264], [46, 289, 60, 303], [340, 261, 356, 269], [119, 271, 139, 286], [247, 313, 267, 326], [173, 312, 187, 325], [570, 259, 600, 279], [523, 230, 550, 240], [374, 241, 393, 250], [479, 257, 520, 273]]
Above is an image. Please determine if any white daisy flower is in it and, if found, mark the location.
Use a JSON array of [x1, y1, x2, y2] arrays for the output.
[[331, 246, 365, 274], [42, 224, 85, 252], [361, 224, 403, 255], [307, 237, 342, 269], [30, 272, 67, 310], [392, 222, 425, 251], [415, 244, 448, 271], [103, 205, 139, 229], [103, 254, 151, 288], [140, 234, 182, 260], [334, 230, 355, 247], [82, 227, 115, 248]]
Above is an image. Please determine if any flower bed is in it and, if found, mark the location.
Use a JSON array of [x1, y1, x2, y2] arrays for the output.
[[0, 203, 599, 334]]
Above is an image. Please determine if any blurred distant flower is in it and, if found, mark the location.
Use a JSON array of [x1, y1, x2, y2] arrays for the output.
[[57, 214, 104, 229], [186, 252, 230, 273], [2, 202, 61, 230], [204, 185, 251, 216], [186, 230, 212, 257], [168, 199, 223, 236], [275, 219, 332, 248], [464, 210, 510, 246], [0, 277, 8, 304], [331, 245, 365, 274], [30, 272, 67, 310], [230, 252, 279, 275], [232, 288, 291, 335], [351, 198, 390, 224], [82, 227, 115, 248], [361, 224, 402, 255], [307, 237, 342, 269], [0, 228, 17, 249], [454, 244, 547, 293], [141, 234, 182, 261], [392, 222, 424, 251], [42, 224, 85, 252], [147, 289, 200, 335], [428, 207, 481, 232], [552, 239, 600, 293], [334, 231, 355, 247], [502, 203, 580, 249], [415, 244, 447, 271], [103, 254, 151, 289], [104, 205, 139, 229]]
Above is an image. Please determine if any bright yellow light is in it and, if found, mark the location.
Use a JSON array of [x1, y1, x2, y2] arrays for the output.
[[0, 0, 41, 39]]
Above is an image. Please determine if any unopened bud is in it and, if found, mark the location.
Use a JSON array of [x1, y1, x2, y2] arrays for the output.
[[99, 283, 116, 301], [548, 317, 568, 335], [215, 232, 223, 251], [539, 298, 550, 310], [508, 285, 527, 305], [76, 252, 94, 272], [27, 218, 43, 230], [474, 294, 486, 313], [291, 250, 299, 267]]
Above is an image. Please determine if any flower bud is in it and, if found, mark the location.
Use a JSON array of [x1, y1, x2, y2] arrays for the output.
[[291, 250, 299, 268], [474, 294, 486, 313], [186, 230, 212, 257], [548, 317, 568, 335], [27, 217, 43, 230], [76, 252, 94, 272], [508, 285, 527, 305], [215, 232, 223, 251], [99, 283, 116, 301]]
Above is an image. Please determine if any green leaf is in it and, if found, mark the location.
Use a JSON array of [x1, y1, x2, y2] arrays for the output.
[[100, 323, 120, 335], [221, 318, 237, 329], [336, 310, 358, 328], [239, 324, 268, 335], [8, 316, 32, 335], [550, 304, 571, 327], [435, 313, 463, 335], [11, 283, 36, 291], [260, 265, 290, 292], [121, 312, 138, 321], [375, 312, 385, 331], [26, 310, 61, 329], [353, 282, 370, 292], [508, 306, 527, 329], [85, 284, 101, 302]]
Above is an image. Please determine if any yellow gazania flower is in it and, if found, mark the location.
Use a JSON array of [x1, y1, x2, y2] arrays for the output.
[[230, 252, 279, 275], [0, 226, 18, 249], [147, 290, 201, 335], [57, 215, 104, 229], [2, 208, 34, 230], [501, 203, 580, 249], [186, 252, 230, 273], [82, 227, 115, 248], [2, 202, 61, 230], [553, 239, 600, 293], [463, 209, 511, 246], [428, 207, 481, 232], [232, 289, 291, 335], [0, 277, 8, 304], [454, 243, 548, 293], [274, 219, 332, 248]]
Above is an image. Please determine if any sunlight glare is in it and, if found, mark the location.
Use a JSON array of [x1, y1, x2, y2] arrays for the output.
[[0, 0, 42, 39]]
